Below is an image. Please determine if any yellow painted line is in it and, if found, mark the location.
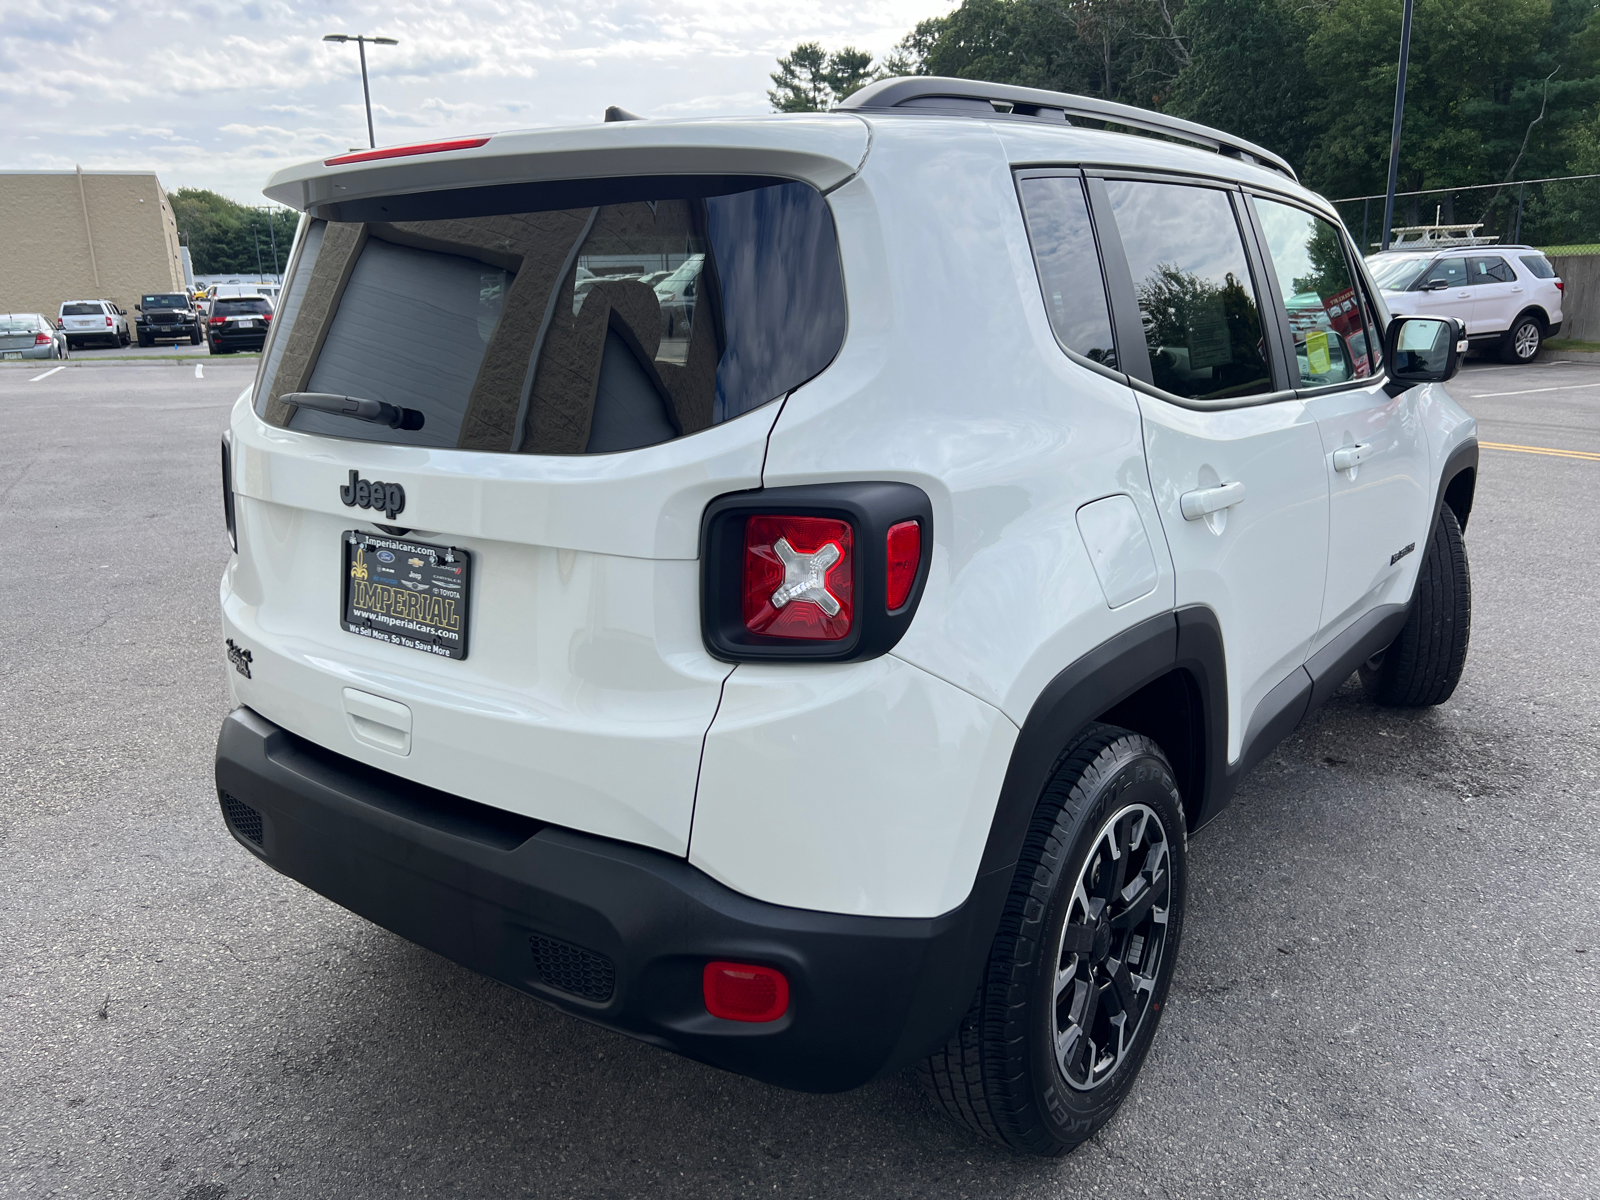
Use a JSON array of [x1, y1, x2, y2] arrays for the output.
[[1481, 440, 1600, 461]]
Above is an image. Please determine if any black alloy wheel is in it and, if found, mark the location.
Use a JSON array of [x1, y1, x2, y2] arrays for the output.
[[921, 724, 1187, 1155]]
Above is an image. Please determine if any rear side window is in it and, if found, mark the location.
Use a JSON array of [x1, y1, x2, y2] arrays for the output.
[[1016, 175, 1117, 367], [62, 303, 103, 316], [1252, 197, 1374, 386], [256, 178, 847, 455], [1470, 257, 1516, 284], [1102, 180, 1272, 402], [1519, 254, 1556, 279]]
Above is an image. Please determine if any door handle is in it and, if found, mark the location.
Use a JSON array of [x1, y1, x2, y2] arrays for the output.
[[1332, 442, 1375, 472], [1180, 481, 1246, 521], [1511, 285, 1524, 293]]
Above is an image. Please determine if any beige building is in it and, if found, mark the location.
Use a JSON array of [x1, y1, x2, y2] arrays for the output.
[[0, 168, 185, 320]]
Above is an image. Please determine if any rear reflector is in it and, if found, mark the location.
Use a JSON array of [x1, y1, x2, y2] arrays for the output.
[[325, 137, 490, 166], [742, 514, 853, 640], [885, 520, 921, 610], [703, 962, 789, 1022]]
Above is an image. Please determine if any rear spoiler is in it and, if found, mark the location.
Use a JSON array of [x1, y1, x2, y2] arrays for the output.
[[261, 116, 871, 215]]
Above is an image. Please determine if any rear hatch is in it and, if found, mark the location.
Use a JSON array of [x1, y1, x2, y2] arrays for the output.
[[224, 119, 863, 854], [61, 302, 107, 331]]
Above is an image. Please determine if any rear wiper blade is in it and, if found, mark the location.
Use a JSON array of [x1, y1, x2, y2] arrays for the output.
[[281, 392, 424, 431]]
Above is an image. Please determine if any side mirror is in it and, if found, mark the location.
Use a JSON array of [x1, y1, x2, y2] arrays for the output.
[[1386, 315, 1466, 387], [135, 304, 143, 312], [1423, 278, 1450, 291]]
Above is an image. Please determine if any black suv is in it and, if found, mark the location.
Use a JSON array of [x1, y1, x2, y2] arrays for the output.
[[206, 296, 274, 354], [135, 293, 202, 347]]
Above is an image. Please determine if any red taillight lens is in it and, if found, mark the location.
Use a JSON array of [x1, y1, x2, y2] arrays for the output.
[[1555, 280, 1564, 292], [262, 313, 273, 321], [34, 332, 51, 345], [703, 962, 789, 1022], [885, 520, 921, 610], [105, 316, 113, 327], [210, 316, 225, 325], [742, 515, 853, 640]]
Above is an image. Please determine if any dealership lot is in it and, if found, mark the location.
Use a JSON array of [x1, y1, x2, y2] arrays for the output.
[[2, 357, 1597, 1199]]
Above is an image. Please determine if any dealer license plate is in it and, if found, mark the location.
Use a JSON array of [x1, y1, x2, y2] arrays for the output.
[[342, 532, 471, 659]]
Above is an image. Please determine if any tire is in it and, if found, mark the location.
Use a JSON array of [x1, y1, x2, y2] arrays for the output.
[[1499, 313, 1543, 364], [138, 332, 153, 348], [1360, 505, 1471, 706], [921, 724, 1187, 1156], [190, 328, 202, 345], [118, 328, 130, 348]]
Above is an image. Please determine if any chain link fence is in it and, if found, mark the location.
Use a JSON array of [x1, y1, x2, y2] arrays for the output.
[[1331, 174, 1600, 257]]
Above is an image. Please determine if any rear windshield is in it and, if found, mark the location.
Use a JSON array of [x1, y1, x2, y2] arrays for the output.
[[62, 303, 103, 316], [0, 316, 43, 333], [254, 177, 847, 455], [1518, 254, 1556, 279], [217, 298, 273, 315], [143, 293, 187, 308]]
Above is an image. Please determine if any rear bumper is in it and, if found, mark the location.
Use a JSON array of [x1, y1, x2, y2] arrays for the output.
[[210, 331, 267, 350], [214, 706, 1003, 1092], [1547, 320, 1563, 338]]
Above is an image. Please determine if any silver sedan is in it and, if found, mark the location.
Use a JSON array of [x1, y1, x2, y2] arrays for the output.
[[0, 313, 69, 361]]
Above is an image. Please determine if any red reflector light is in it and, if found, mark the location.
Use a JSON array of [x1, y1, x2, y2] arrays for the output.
[[743, 515, 853, 640], [325, 137, 490, 166], [703, 962, 789, 1022], [885, 520, 921, 610]]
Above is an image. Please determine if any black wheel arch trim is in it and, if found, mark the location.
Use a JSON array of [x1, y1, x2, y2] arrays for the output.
[[1436, 438, 1479, 532]]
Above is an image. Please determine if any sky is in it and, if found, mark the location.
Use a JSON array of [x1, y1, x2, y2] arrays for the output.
[[0, 0, 952, 206]]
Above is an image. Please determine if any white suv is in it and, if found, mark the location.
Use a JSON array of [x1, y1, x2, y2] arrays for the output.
[[1370, 246, 1563, 363], [58, 299, 130, 349], [214, 78, 1478, 1156]]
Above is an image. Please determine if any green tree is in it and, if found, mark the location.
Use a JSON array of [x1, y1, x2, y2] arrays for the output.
[[1166, 0, 1318, 169], [769, 42, 879, 112], [170, 188, 297, 275]]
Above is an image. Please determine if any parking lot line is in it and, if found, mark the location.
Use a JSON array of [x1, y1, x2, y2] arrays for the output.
[[1481, 440, 1600, 461], [1469, 383, 1600, 398], [29, 366, 65, 382]]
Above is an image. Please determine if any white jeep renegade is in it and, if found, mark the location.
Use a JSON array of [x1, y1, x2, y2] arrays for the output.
[[214, 78, 1478, 1156]]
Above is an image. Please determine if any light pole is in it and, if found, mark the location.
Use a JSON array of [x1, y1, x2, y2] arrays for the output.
[[323, 33, 398, 149], [1378, 0, 1415, 252]]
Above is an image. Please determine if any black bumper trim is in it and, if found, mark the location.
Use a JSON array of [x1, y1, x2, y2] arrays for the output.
[[214, 707, 1004, 1092]]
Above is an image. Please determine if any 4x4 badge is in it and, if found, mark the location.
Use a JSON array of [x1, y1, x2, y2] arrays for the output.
[[339, 470, 406, 520], [226, 638, 253, 679]]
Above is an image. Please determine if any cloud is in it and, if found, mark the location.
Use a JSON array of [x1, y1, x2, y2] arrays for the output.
[[1, 0, 953, 201]]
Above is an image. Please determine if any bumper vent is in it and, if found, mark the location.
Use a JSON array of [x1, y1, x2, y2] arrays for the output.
[[529, 934, 615, 1003], [220, 791, 264, 845]]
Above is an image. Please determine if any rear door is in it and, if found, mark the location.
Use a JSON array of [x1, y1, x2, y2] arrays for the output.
[[1467, 255, 1520, 334], [225, 176, 849, 854], [1249, 193, 1432, 647], [1090, 174, 1329, 765]]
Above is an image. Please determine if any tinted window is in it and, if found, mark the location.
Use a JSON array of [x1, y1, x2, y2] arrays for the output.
[[0, 315, 44, 333], [256, 179, 847, 455], [143, 293, 187, 308], [1519, 254, 1556, 279], [1016, 175, 1117, 367], [1418, 257, 1467, 288], [1253, 197, 1373, 386], [216, 298, 273, 315], [62, 303, 103, 316], [1103, 180, 1271, 401], [1469, 257, 1515, 284]]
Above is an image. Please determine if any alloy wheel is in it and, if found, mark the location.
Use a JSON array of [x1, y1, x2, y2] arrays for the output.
[[1514, 322, 1540, 360], [1051, 803, 1173, 1091]]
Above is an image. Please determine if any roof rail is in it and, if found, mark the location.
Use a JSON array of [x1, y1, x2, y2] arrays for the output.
[[836, 77, 1298, 184]]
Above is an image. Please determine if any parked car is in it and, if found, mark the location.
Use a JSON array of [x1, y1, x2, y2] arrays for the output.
[[135, 292, 203, 346], [214, 78, 1478, 1157], [206, 296, 274, 354], [1368, 245, 1563, 363], [58, 299, 130, 349], [0, 312, 69, 360]]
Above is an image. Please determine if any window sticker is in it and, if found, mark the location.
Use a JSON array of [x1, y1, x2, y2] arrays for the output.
[[1185, 307, 1233, 370], [1305, 330, 1331, 375]]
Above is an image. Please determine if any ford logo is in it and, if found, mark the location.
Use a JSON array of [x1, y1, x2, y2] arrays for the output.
[[377, 550, 395, 563]]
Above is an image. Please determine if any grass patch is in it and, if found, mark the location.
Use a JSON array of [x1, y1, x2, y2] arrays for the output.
[[1545, 338, 1600, 353], [81, 352, 259, 362]]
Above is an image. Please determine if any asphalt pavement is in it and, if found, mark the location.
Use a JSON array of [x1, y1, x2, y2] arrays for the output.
[[2, 355, 1597, 1199]]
